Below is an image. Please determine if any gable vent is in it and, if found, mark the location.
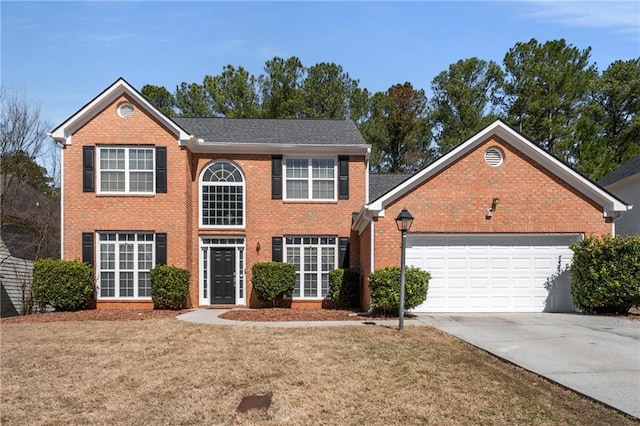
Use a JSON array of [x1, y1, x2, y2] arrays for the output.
[[117, 103, 135, 119], [484, 147, 504, 167]]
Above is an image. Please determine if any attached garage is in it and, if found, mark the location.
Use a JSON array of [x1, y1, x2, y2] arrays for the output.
[[353, 120, 632, 312], [407, 234, 580, 313]]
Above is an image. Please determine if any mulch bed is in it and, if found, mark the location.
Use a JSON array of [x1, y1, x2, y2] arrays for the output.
[[219, 308, 391, 322], [0, 309, 189, 324], [0, 308, 390, 324]]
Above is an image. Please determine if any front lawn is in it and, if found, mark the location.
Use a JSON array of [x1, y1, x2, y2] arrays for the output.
[[1, 319, 633, 425]]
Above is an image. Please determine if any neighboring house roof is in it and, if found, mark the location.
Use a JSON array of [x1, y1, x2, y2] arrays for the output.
[[369, 173, 413, 202], [598, 154, 640, 187], [0, 174, 60, 260], [353, 120, 631, 233], [49, 77, 193, 146]]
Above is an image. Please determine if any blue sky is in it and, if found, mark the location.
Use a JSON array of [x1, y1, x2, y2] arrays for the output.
[[2, 1, 639, 128]]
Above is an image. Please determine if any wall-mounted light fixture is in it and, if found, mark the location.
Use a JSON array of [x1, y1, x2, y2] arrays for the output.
[[486, 197, 500, 219], [256, 242, 261, 253], [492, 198, 500, 210]]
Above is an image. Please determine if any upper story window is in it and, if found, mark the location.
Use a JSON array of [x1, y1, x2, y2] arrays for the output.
[[97, 147, 155, 194], [200, 161, 245, 228], [284, 158, 336, 201]]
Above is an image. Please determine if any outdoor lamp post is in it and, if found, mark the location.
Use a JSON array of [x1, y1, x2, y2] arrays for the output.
[[395, 208, 414, 331]]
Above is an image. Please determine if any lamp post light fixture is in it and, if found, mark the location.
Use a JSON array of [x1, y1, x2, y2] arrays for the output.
[[395, 208, 414, 331]]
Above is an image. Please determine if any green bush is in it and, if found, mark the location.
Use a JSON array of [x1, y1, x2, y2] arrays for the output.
[[570, 235, 640, 314], [368, 266, 430, 315], [32, 259, 94, 311], [328, 268, 360, 308], [150, 265, 191, 310], [252, 262, 296, 307]]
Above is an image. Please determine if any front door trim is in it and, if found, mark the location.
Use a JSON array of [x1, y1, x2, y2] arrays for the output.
[[199, 236, 245, 306]]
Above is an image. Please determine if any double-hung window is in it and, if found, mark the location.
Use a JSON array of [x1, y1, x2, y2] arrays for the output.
[[98, 147, 154, 194], [98, 233, 154, 299], [284, 158, 336, 201], [285, 236, 336, 298]]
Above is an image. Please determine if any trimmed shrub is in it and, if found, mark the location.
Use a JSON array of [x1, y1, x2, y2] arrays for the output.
[[252, 262, 296, 307], [368, 266, 430, 315], [328, 268, 360, 308], [32, 259, 94, 311], [570, 235, 640, 314], [150, 265, 190, 310]]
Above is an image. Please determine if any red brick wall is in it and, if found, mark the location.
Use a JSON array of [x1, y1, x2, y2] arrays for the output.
[[359, 135, 613, 310], [190, 154, 367, 307], [63, 95, 191, 308]]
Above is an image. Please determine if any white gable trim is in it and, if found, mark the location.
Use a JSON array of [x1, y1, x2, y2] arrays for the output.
[[353, 120, 631, 233], [49, 78, 193, 146]]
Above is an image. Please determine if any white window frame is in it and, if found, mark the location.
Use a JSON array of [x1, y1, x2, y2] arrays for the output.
[[199, 160, 246, 229], [283, 157, 337, 201], [97, 232, 155, 300], [284, 236, 337, 299], [96, 146, 155, 195]]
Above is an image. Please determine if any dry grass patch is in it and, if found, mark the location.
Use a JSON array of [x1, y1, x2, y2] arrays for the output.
[[1, 319, 634, 425]]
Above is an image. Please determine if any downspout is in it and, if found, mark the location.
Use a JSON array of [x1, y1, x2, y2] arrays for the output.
[[49, 134, 66, 259], [366, 220, 375, 313]]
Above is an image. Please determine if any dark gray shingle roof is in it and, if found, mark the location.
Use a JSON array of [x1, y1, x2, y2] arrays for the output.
[[172, 118, 368, 146], [369, 173, 414, 202], [599, 154, 640, 186]]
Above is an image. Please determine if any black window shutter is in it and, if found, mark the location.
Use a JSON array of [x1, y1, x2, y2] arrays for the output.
[[82, 146, 95, 192], [272, 237, 283, 262], [338, 237, 350, 268], [156, 147, 167, 193], [272, 155, 282, 200], [82, 233, 94, 265], [338, 156, 349, 200], [156, 233, 167, 265]]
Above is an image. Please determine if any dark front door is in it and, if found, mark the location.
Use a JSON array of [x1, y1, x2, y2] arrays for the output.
[[211, 248, 235, 304]]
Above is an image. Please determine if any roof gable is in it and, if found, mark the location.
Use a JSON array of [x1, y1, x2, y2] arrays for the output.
[[49, 78, 192, 145], [355, 120, 630, 231]]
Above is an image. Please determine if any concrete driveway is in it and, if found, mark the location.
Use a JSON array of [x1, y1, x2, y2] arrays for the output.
[[415, 313, 640, 419]]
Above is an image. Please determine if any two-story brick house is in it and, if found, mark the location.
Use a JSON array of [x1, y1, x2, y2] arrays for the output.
[[51, 78, 630, 313], [51, 78, 368, 310]]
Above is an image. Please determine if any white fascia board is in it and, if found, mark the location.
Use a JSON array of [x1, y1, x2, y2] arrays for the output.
[[184, 139, 371, 156], [368, 120, 631, 218], [352, 206, 371, 234], [49, 78, 192, 146]]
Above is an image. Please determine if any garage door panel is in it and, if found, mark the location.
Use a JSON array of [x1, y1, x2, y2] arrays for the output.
[[407, 233, 580, 313], [491, 277, 510, 288]]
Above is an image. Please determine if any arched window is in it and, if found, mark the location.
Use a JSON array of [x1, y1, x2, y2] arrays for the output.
[[200, 161, 245, 227]]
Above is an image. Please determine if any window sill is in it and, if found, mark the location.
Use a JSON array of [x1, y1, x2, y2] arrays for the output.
[[96, 193, 156, 197], [282, 200, 338, 204], [96, 297, 153, 301]]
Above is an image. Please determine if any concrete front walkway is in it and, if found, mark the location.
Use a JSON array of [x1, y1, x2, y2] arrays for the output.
[[177, 309, 640, 419], [177, 308, 408, 328], [415, 313, 640, 419]]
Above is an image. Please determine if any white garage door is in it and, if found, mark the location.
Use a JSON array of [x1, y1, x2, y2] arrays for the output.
[[406, 234, 580, 313]]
